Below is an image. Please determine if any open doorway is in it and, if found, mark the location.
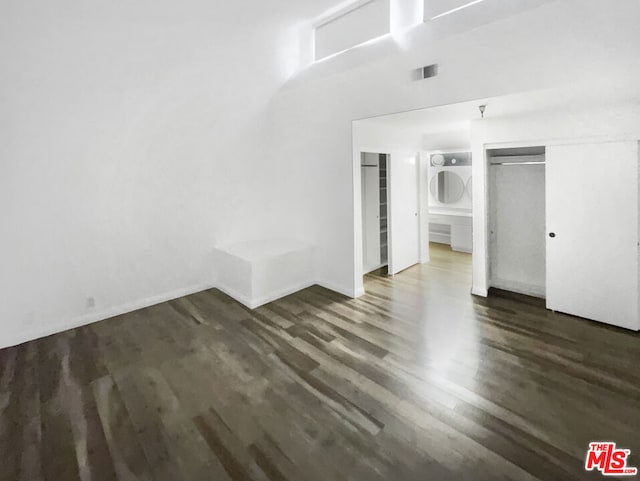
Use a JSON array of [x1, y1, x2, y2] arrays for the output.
[[353, 100, 475, 294], [387, 151, 422, 275], [361, 152, 389, 276], [358, 149, 422, 283], [427, 150, 473, 258]]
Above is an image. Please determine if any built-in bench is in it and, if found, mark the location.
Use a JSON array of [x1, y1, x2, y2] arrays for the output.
[[213, 239, 315, 309]]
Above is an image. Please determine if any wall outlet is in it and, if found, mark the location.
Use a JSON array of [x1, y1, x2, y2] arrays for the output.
[[86, 297, 95, 309]]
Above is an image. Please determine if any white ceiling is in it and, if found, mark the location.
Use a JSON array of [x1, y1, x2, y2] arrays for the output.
[[219, 0, 343, 22], [47, 0, 342, 27], [356, 80, 640, 131]]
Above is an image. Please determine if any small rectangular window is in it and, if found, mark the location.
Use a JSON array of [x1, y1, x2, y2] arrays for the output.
[[424, 0, 484, 20], [315, 0, 390, 61]]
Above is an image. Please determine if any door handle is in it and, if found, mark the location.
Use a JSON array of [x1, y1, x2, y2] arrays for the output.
[[549, 232, 556, 238]]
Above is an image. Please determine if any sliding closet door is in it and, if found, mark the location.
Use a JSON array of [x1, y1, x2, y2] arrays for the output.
[[546, 141, 639, 330], [388, 152, 420, 275]]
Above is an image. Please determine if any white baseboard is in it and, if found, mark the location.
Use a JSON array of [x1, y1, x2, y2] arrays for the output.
[[0, 280, 218, 350], [317, 279, 360, 299], [471, 285, 489, 297], [214, 283, 254, 308], [216, 280, 316, 310], [217, 278, 363, 308], [429, 233, 451, 245], [490, 278, 546, 299], [217, 279, 363, 308], [1, 276, 370, 349], [252, 281, 317, 308]]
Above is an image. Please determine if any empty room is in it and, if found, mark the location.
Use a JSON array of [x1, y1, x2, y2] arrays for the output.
[[2, 0, 640, 480]]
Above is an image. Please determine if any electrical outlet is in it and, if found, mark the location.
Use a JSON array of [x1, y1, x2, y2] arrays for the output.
[[86, 297, 95, 309]]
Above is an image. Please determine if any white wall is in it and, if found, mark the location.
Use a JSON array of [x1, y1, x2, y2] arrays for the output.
[[4, 0, 640, 347], [0, 0, 320, 347], [272, 0, 640, 297], [422, 128, 470, 152]]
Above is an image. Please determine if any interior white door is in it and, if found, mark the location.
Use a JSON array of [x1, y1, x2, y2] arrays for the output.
[[362, 165, 381, 273], [546, 141, 639, 330], [389, 152, 420, 275]]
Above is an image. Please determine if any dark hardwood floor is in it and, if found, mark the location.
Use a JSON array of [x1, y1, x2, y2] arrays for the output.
[[1, 243, 639, 480]]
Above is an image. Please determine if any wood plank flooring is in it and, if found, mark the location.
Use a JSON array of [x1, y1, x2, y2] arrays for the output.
[[1, 243, 639, 480]]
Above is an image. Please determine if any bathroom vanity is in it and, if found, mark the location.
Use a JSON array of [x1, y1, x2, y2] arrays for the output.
[[427, 152, 473, 253]]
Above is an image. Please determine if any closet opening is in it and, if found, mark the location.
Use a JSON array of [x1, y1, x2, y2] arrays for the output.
[[361, 152, 389, 275], [487, 145, 546, 298]]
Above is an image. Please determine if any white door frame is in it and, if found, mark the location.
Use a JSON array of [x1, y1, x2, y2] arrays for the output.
[[353, 145, 424, 295], [361, 153, 384, 274], [354, 147, 390, 295]]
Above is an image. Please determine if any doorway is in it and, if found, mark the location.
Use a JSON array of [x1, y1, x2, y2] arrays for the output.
[[361, 152, 389, 275], [359, 151, 420, 279], [488, 146, 546, 298], [427, 150, 473, 259], [352, 101, 475, 295]]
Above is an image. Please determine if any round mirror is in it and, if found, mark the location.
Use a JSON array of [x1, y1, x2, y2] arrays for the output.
[[466, 177, 472, 198], [430, 171, 464, 204]]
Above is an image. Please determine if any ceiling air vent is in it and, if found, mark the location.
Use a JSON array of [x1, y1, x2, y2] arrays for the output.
[[419, 64, 438, 80]]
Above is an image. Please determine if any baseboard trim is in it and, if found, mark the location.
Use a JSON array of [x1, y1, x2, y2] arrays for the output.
[[317, 280, 359, 299], [214, 284, 254, 309], [490, 278, 545, 298], [471, 286, 489, 297], [429, 233, 451, 245], [1, 276, 370, 349], [216, 281, 316, 310], [251, 281, 317, 309], [0, 280, 218, 350]]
